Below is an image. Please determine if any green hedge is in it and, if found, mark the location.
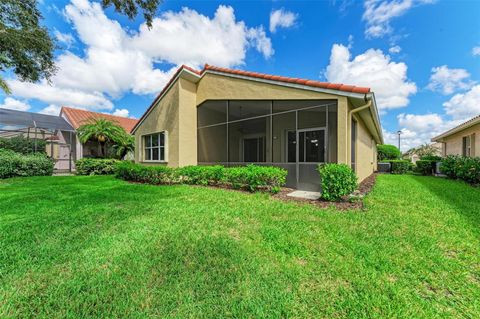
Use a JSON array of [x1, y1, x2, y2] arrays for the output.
[[115, 162, 287, 194], [0, 149, 54, 178], [441, 155, 480, 185], [75, 158, 120, 175], [415, 160, 436, 176], [380, 160, 411, 174], [0, 136, 47, 155], [317, 163, 357, 201], [377, 144, 401, 161]]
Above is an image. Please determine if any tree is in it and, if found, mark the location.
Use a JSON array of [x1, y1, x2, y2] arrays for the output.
[[102, 0, 162, 28], [77, 119, 127, 158], [0, 0, 56, 94], [112, 133, 135, 159], [404, 143, 441, 159], [377, 144, 401, 161]]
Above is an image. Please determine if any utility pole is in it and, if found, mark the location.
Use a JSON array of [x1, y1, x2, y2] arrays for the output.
[[397, 130, 402, 150]]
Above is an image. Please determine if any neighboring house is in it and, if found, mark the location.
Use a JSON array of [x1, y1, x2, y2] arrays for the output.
[[60, 106, 138, 161], [432, 115, 479, 157], [403, 142, 443, 163], [131, 64, 383, 191]]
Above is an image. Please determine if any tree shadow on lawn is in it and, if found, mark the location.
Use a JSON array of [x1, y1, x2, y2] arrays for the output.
[[413, 175, 480, 232]]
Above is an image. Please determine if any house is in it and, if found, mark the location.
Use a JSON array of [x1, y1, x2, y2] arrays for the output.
[[403, 142, 443, 163], [131, 65, 383, 191], [432, 114, 479, 157], [60, 106, 138, 161]]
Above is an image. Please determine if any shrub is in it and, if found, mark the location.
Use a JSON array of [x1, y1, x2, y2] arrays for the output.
[[386, 160, 411, 174], [177, 165, 225, 185], [0, 136, 47, 155], [440, 155, 458, 178], [415, 160, 435, 176], [222, 165, 287, 193], [317, 163, 357, 201], [0, 149, 54, 178], [115, 163, 287, 194], [377, 144, 401, 161], [75, 158, 120, 175]]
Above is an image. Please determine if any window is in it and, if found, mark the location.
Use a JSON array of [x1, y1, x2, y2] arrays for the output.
[[462, 135, 471, 157], [144, 132, 166, 161], [351, 119, 357, 171]]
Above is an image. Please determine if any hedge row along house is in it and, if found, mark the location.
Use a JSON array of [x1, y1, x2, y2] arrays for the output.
[[432, 114, 479, 157], [131, 65, 383, 191]]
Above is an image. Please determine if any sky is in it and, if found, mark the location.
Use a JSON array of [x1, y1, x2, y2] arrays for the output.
[[1, 0, 479, 151]]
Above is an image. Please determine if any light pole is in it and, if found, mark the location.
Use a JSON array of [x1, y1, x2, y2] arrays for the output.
[[397, 130, 402, 151]]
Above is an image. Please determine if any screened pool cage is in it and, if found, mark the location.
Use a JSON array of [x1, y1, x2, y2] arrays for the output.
[[0, 108, 76, 172]]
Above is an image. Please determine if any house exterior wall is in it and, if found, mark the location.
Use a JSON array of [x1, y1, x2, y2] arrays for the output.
[[442, 123, 480, 157], [134, 72, 380, 183], [134, 81, 180, 167]]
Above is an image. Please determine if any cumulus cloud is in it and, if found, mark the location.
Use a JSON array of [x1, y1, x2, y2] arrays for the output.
[[54, 30, 75, 47], [427, 65, 475, 95], [388, 45, 401, 54], [112, 108, 130, 117], [269, 8, 298, 33], [7, 0, 273, 112], [473, 46, 480, 56], [384, 113, 461, 151], [0, 97, 31, 111], [325, 44, 417, 110], [363, 0, 435, 38], [39, 105, 61, 115], [443, 85, 480, 120]]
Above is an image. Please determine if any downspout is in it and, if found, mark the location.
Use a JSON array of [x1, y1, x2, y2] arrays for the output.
[[346, 98, 372, 163]]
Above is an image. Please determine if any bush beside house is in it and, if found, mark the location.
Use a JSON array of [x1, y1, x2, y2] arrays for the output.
[[115, 162, 287, 194], [75, 158, 120, 175], [0, 136, 47, 155], [377, 144, 401, 161], [441, 155, 480, 185], [0, 149, 54, 178], [317, 164, 357, 201]]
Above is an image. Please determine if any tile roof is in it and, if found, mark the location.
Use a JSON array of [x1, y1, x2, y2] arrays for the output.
[[61, 106, 138, 132], [132, 64, 372, 133], [432, 114, 480, 141], [202, 64, 371, 94]]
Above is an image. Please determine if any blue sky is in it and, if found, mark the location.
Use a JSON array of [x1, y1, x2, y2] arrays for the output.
[[1, 0, 479, 150]]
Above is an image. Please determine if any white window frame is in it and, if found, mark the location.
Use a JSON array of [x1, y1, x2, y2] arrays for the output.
[[143, 131, 168, 162]]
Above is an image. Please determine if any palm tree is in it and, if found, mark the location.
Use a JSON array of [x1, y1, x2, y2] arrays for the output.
[[113, 133, 135, 159], [77, 119, 126, 158]]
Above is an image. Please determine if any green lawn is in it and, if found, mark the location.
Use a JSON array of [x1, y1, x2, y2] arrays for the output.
[[0, 175, 479, 318]]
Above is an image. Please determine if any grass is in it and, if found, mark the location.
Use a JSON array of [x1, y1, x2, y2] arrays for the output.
[[0, 174, 479, 318]]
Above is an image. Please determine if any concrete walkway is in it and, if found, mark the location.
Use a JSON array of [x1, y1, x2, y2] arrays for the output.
[[286, 190, 321, 200]]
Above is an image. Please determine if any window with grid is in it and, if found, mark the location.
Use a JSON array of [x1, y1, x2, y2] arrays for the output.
[[144, 132, 166, 161]]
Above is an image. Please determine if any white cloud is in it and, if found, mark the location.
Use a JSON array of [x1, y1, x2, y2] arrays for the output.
[[7, 79, 113, 110], [443, 85, 480, 121], [325, 44, 417, 110], [269, 8, 298, 33], [384, 113, 460, 151], [363, 0, 434, 38], [7, 0, 273, 111], [112, 108, 130, 117], [54, 30, 75, 47], [388, 45, 401, 54], [427, 65, 475, 95], [39, 105, 61, 115], [0, 97, 31, 111], [472, 46, 480, 56]]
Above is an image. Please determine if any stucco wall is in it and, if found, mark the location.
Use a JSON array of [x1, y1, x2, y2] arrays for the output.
[[443, 123, 479, 157], [134, 81, 180, 167], [353, 113, 377, 182]]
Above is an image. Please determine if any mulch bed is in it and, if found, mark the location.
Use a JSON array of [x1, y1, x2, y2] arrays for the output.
[[272, 173, 378, 210]]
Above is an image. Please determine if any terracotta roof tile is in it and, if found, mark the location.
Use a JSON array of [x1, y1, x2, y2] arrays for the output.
[[61, 106, 138, 133]]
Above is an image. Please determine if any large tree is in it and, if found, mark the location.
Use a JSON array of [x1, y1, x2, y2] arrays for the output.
[[0, 0, 56, 94], [0, 0, 162, 94], [102, 0, 162, 28]]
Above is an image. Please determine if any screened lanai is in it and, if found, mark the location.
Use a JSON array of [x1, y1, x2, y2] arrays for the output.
[[197, 100, 338, 191], [0, 108, 76, 171]]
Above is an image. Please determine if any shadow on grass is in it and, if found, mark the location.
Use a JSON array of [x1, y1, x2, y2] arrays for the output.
[[413, 175, 480, 231]]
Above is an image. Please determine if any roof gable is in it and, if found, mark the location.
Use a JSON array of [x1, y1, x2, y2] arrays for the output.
[[61, 107, 138, 133]]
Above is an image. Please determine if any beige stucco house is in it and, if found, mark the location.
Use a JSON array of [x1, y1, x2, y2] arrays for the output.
[[432, 115, 480, 157], [132, 65, 383, 191]]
